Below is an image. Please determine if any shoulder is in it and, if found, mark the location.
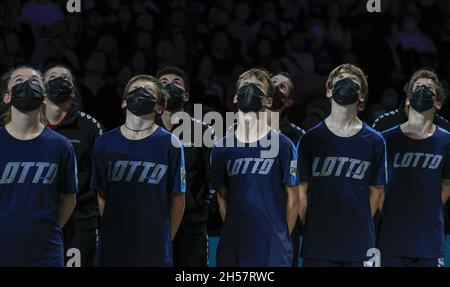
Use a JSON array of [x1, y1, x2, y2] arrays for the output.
[[94, 127, 119, 148], [191, 117, 214, 132], [272, 129, 296, 149], [288, 122, 306, 137], [42, 127, 74, 152], [435, 115, 450, 132], [77, 111, 104, 135], [436, 126, 450, 140], [157, 127, 183, 149], [190, 117, 215, 142], [380, 125, 400, 139], [299, 121, 324, 142], [362, 124, 386, 149], [372, 109, 401, 131], [212, 132, 234, 151], [435, 127, 450, 151]]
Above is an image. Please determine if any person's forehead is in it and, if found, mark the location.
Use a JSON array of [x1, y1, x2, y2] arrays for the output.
[[130, 79, 156, 90], [414, 78, 434, 86], [45, 67, 71, 78], [272, 75, 292, 85], [159, 73, 184, 82], [335, 71, 360, 84], [240, 75, 264, 85], [12, 68, 38, 78]]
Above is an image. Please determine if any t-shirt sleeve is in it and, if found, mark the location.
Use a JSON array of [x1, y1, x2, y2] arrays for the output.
[[280, 138, 299, 186], [210, 144, 227, 189], [443, 142, 450, 180], [297, 135, 311, 183], [370, 136, 388, 186], [59, 140, 78, 195], [169, 135, 186, 194]]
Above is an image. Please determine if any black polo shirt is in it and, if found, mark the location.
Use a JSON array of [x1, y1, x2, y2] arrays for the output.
[[279, 116, 305, 145], [48, 105, 104, 231], [372, 102, 450, 132], [158, 116, 215, 224]]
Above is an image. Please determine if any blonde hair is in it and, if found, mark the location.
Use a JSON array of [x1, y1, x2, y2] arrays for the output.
[[326, 64, 368, 99], [237, 68, 274, 98], [124, 74, 167, 108], [406, 69, 444, 103]]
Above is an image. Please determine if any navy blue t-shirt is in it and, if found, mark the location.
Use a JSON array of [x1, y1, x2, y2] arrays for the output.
[[91, 127, 186, 266], [0, 127, 78, 266], [299, 121, 387, 261], [378, 125, 450, 258], [211, 130, 298, 267]]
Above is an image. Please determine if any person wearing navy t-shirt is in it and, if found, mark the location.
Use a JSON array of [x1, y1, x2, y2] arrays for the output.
[[0, 66, 78, 267], [378, 70, 450, 267], [298, 64, 386, 267], [92, 75, 186, 267], [211, 68, 300, 267]]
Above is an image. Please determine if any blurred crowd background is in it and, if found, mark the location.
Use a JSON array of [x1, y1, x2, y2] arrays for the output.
[[1, 0, 450, 131]]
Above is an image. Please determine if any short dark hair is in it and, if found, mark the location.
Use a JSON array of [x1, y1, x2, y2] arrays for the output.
[[156, 66, 190, 91]]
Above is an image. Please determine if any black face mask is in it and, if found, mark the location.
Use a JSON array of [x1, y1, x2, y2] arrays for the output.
[[46, 77, 73, 104], [125, 87, 157, 116], [165, 83, 184, 112], [409, 85, 436, 112], [237, 83, 265, 113], [11, 80, 45, 112], [268, 86, 285, 111], [332, 77, 361, 106]]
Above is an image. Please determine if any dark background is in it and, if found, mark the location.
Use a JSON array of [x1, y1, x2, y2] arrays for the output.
[[1, 0, 450, 131]]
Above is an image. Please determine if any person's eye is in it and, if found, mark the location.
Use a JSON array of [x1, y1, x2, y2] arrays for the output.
[[15, 77, 24, 84], [31, 79, 40, 85]]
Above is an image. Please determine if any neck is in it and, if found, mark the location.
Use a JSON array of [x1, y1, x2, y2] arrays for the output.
[[125, 111, 155, 130], [45, 100, 71, 125], [6, 108, 44, 139], [327, 102, 359, 128], [236, 111, 270, 142], [122, 111, 157, 139], [404, 108, 435, 134]]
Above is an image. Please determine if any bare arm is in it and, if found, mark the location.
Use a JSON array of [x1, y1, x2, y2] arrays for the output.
[[369, 185, 384, 217], [97, 192, 105, 217], [171, 193, 185, 240], [217, 187, 227, 221], [58, 194, 76, 228], [285, 185, 300, 234], [442, 179, 450, 205], [298, 183, 308, 225]]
